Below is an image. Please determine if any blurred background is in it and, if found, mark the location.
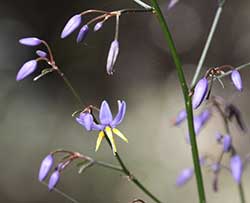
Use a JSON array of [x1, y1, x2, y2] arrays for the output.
[[1, 0, 250, 202]]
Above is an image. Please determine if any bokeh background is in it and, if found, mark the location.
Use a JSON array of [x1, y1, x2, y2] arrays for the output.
[[1, 0, 250, 202]]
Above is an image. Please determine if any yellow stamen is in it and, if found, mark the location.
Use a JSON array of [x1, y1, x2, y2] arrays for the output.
[[113, 128, 128, 143], [105, 126, 117, 155], [95, 131, 105, 152]]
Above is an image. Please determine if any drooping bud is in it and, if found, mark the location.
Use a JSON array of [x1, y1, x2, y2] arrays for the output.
[[106, 40, 119, 75], [61, 14, 82, 39], [230, 155, 243, 184], [38, 154, 54, 182], [19, 37, 42, 46], [231, 70, 243, 91], [176, 168, 194, 186], [16, 60, 38, 81], [36, 50, 47, 58], [192, 78, 208, 109], [48, 170, 60, 191], [94, 22, 103, 32], [76, 25, 89, 43], [76, 112, 94, 131], [223, 135, 232, 152]]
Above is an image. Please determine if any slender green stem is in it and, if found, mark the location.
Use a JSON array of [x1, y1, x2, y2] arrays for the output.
[[238, 183, 246, 203], [94, 160, 123, 172], [191, 1, 226, 88], [150, 1, 206, 202]]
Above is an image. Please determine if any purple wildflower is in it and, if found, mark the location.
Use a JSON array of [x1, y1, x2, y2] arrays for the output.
[[19, 37, 42, 46], [16, 60, 38, 81], [106, 40, 119, 75], [76, 112, 94, 131], [61, 14, 82, 39], [36, 50, 47, 58], [192, 78, 208, 109], [76, 25, 89, 43], [48, 170, 60, 191], [94, 22, 103, 32], [231, 70, 243, 91], [176, 168, 193, 186], [222, 135, 232, 152], [174, 109, 187, 126], [38, 154, 54, 182], [230, 155, 243, 184]]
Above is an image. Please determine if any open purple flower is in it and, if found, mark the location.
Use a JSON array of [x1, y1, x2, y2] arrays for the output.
[[38, 154, 54, 182], [19, 37, 42, 46], [61, 14, 82, 39], [48, 170, 60, 191], [106, 40, 119, 75], [230, 155, 243, 184], [16, 60, 38, 81], [76, 25, 89, 43], [192, 78, 208, 109], [231, 70, 243, 91]]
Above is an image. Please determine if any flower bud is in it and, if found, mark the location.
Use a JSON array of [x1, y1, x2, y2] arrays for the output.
[[16, 60, 38, 81], [36, 50, 47, 58], [38, 154, 54, 182], [192, 78, 208, 109], [48, 170, 60, 191], [19, 37, 42, 46], [61, 14, 82, 39], [76, 25, 89, 43], [167, 0, 179, 10], [230, 155, 243, 184], [231, 70, 243, 91], [174, 109, 187, 126], [106, 40, 119, 75], [176, 168, 193, 186], [223, 135, 232, 152], [94, 22, 103, 32]]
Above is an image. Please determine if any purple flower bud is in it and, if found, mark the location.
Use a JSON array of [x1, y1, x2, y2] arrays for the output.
[[94, 22, 103, 32], [61, 14, 82, 39], [230, 155, 243, 184], [48, 170, 60, 191], [231, 70, 243, 91], [16, 60, 38, 81], [76, 112, 94, 131], [223, 135, 232, 152], [19, 37, 42, 46], [174, 109, 187, 126], [176, 168, 193, 186], [106, 40, 119, 75], [36, 50, 47, 58], [192, 78, 208, 109], [167, 0, 179, 10], [76, 25, 89, 43], [38, 154, 54, 182], [199, 109, 211, 125]]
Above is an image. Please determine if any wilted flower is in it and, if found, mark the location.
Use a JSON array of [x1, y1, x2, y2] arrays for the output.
[[231, 70, 243, 91], [76, 112, 94, 131], [192, 78, 208, 109], [173, 109, 186, 126], [176, 168, 193, 186], [38, 154, 54, 182], [230, 155, 243, 184], [106, 40, 119, 75], [19, 37, 42, 46], [61, 14, 82, 39], [16, 60, 38, 81], [76, 25, 89, 43], [48, 170, 60, 191], [36, 50, 47, 58], [222, 135, 232, 152], [94, 22, 103, 32]]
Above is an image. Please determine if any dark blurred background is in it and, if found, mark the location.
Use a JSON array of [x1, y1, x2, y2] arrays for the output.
[[1, 0, 250, 202]]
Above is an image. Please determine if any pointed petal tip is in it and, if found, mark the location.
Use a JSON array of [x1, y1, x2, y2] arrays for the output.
[[61, 14, 82, 39]]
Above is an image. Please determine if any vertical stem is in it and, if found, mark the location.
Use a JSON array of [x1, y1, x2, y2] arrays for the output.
[[150, 1, 206, 202], [238, 183, 246, 203]]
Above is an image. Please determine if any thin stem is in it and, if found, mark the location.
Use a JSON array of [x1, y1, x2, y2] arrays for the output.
[[190, 2, 226, 88], [94, 160, 123, 172], [133, 0, 153, 9], [239, 183, 246, 203], [150, 1, 206, 202]]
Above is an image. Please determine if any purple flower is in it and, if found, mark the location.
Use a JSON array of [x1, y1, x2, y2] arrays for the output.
[[19, 37, 42, 46], [38, 154, 54, 182], [48, 170, 60, 191], [223, 135, 232, 152], [176, 168, 193, 186], [61, 14, 82, 39], [231, 70, 243, 91], [94, 22, 103, 32], [16, 60, 38, 81], [76, 112, 94, 131], [76, 25, 89, 43], [106, 40, 119, 75], [192, 78, 208, 109], [230, 155, 243, 184], [174, 109, 187, 126], [36, 50, 47, 58]]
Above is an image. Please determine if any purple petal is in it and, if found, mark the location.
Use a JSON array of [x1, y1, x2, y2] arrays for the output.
[[231, 70, 243, 91], [174, 109, 187, 126], [167, 0, 179, 10], [38, 154, 54, 182], [36, 50, 47, 58], [48, 170, 60, 191], [76, 112, 94, 131], [16, 60, 38, 81], [76, 25, 89, 43], [94, 22, 103, 32], [223, 135, 232, 152], [106, 40, 119, 75], [99, 100, 113, 125], [230, 155, 243, 184], [61, 14, 82, 39], [91, 122, 104, 131], [110, 100, 126, 128], [199, 109, 211, 125], [192, 78, 208, 109], [176, 168, 194, 186], [19, 37, 41, 46]]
